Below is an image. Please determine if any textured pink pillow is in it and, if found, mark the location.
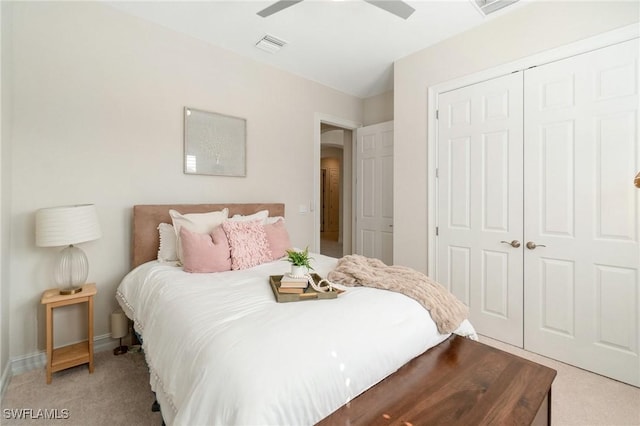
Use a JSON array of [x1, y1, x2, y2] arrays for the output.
[[222, 219, 272, 270], [180, 226, 231, 273], [263, 219, 292, 260]]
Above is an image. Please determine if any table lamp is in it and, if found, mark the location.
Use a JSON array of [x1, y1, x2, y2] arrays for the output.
[[36, 204, 102, 295], [111, 310, 129, 355]]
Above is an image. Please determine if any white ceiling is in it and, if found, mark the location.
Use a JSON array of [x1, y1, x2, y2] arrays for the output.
[[106, 0, 528, 98]]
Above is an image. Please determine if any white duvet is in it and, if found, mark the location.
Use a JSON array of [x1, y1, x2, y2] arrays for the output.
[[116, 253, 476, 426]]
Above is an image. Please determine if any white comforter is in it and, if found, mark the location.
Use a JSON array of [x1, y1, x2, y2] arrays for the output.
[[116, 253, 476, 426]]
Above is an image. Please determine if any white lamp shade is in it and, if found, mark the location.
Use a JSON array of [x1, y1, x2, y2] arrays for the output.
[[36, 204, 102, 247]]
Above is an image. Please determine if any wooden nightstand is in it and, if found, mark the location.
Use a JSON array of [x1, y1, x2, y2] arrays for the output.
[[41, 283, 97, 384]]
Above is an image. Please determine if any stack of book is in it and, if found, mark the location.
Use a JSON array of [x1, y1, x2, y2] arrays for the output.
[[279, 275, 309, 294]]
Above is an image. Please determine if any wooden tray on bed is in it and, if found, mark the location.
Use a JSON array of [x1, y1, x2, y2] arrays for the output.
[[269, 274, 343, 302]]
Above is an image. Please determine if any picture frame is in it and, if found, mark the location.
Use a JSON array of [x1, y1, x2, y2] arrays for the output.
[[183, 107, 246, 176]]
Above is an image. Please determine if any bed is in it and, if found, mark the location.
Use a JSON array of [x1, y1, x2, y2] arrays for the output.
[[116, 203, 478, 425]]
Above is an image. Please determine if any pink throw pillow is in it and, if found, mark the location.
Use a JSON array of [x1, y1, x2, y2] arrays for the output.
[[263, 219, 292, 260], [169, 208, 229, 264], [180, 226, 231, 273], [222, 220, 272, 270]]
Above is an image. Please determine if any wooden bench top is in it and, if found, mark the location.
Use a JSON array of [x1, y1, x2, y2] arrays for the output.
[[318, 335, 557, 426]]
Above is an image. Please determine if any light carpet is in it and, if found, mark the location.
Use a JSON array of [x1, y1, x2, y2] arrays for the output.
[[1, 349, 160, 425], [480, 335, 640, 426]]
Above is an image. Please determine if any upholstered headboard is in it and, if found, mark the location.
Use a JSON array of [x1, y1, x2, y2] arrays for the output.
[[131, 203, 285, 269]]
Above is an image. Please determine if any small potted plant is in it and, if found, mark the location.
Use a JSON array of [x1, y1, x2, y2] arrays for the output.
[[286, 247, 313, 277]]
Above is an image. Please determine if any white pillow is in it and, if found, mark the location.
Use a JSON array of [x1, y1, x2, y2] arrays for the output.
[[169, 208, 229, 263], [265, 216, 284, 225], [157, 223, 178, 262], [229, 210, 269, 223]]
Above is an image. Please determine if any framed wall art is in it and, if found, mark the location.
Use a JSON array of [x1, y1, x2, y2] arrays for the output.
[[183, 107, 246, 177]]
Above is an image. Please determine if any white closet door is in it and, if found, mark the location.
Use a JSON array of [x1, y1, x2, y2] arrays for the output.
[[437, 73, 524, 346], [524, 38, 639, 386], [355, 121, 394, 265]]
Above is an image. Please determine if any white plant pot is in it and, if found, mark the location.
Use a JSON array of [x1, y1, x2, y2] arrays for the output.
[[290, 265, 307, 278]]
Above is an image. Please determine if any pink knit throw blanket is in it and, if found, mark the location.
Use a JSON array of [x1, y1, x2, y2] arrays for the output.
[[327, 255, 468, 334]]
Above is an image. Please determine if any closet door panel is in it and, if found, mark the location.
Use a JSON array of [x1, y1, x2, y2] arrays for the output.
[[597, 112, 637, 242], [437, 72, 524, 347], [539, 121, 575, 237], [539, 258, 575, 336], [524, 38, 639, 387]]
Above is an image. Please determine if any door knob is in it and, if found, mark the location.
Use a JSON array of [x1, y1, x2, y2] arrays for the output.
[[500, 240, 521, 248], [526, 241, 546, 250]]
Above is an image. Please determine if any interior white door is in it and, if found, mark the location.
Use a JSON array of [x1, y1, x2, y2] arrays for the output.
[[355, 121, 393, 265], [523, 38, 639, 386], [436, 73, 524, 347]]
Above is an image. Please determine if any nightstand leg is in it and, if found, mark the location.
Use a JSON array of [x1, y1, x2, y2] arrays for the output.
[[88, 295, 94, 373], [45, 304, 53, 384]]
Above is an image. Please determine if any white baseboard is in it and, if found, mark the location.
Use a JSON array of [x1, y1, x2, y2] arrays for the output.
[[93, 333, 120, 354], [8, 334, 120, 378], [8, 351, 46, 377], [0, 359, 11, 402]]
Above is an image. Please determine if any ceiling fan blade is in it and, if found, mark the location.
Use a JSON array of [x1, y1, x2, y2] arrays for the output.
[[364, 0, 415, 19], [257, 0, 304, 17]]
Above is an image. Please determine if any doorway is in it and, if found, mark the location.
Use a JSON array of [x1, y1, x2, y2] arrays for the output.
[[320, 125, 351, 258], [313, 113, 362, 257]]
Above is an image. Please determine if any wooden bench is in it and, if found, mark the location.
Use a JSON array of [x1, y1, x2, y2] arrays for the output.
[[318, 335, 556, 426]]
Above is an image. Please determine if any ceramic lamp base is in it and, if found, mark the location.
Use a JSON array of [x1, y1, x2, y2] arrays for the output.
[[54, 244, 89, 295]]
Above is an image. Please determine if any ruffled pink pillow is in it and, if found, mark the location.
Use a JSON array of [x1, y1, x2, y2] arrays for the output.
[[180, 226, 231, 273], [263, 219, 292, 260], [222, 219, 272, 270]]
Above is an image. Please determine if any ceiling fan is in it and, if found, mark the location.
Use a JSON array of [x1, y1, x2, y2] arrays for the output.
[[257, 0, 416, 20]]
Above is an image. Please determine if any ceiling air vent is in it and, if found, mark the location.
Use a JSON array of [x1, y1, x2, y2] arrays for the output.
[[472, 0, 520, 15], [255, 34, 288, 53]]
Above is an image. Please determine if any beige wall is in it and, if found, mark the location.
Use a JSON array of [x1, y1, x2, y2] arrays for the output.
[[4, 1, 363, 361], [363, 90, 393, 125], [394, 0, 640, 273]]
